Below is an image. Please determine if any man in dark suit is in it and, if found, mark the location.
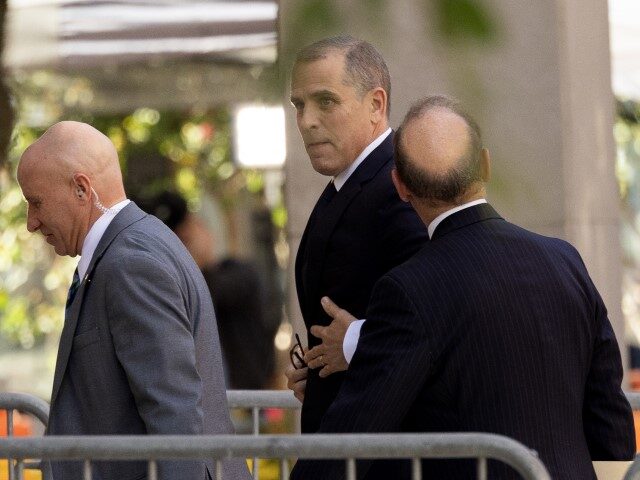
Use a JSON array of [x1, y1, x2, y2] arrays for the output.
[[285, 35, 427, 433], [17, 121, 251, 480], [291, 95, 635, 479]]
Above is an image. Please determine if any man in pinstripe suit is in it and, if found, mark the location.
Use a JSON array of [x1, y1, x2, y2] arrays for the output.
[[291, 95, 634, 480]]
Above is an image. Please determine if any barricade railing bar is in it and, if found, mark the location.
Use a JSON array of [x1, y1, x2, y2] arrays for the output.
[[1, 392, 50, 480], [5, 391, 640, 479], [626, 392, 640, 410], [3, 390, 638, 427], [0, 432, 551, 480], [625, 458, 640, 480], [226, 390, 301, 411], [225, 389, 299, 479], [0, 392, 50, 427]]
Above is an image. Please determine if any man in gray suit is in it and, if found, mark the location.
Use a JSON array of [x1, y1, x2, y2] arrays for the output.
[[17, 121, 251, 480]]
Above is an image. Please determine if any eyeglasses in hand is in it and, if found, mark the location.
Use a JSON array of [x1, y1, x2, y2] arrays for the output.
[[289, 333, 307, 369]]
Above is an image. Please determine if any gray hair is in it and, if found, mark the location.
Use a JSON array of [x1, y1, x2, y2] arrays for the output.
[[295, 35, 391, 116]]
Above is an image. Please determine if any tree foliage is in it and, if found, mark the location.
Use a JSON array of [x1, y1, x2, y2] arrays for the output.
[[0, 103, 285, 349]]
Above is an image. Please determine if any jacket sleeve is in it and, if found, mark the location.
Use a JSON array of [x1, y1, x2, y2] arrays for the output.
[[583, 287, 636, 459]]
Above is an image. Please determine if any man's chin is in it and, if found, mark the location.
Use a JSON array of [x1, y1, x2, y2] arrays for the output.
[[52, 244, 73, 257], [310, 158, 341, 177]]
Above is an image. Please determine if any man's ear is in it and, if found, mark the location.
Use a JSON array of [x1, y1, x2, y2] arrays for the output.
[[72, 173, 91, 202], [369, 87, 387, 123], [391, 168, 411, 202], [480, 148, 491, 183]]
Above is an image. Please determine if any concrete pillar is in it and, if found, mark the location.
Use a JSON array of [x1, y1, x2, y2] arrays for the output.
[[555, 0, 623, 371], [280, 0, 625, 374]]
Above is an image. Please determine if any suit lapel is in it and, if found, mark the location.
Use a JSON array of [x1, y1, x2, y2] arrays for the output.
[[302, 134, 395, 312], [295, 182, 334, 320], [431, 203, 503, 241], [50, 277, 89, 405], [303, 183, 361, 311], [294, 226, 309, 318], [50, 203, 147, 406]]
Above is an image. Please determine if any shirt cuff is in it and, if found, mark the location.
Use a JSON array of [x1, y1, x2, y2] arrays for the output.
[[343, 319, 366, 364]]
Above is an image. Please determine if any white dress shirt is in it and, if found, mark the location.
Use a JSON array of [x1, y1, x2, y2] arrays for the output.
[[77, 199, 130, 279], [427, 198, 487, 239], [333, 128, 392, 191], [342, 198, 488, 363]]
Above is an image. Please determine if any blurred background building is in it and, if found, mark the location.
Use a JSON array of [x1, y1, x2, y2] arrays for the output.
[[1, 0, 640, 398]]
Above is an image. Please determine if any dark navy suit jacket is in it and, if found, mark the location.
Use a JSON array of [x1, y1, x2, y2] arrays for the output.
[[295, 132, 428, 433], [291, 203, 634, 480]]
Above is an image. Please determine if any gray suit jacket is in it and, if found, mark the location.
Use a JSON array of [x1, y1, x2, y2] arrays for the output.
[[46, 203, 251, 480]]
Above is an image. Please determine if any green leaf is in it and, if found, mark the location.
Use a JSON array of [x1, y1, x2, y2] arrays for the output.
[[434, 0, 498, 44]]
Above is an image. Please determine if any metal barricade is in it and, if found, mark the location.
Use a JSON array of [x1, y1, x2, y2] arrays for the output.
[[5, 389, 640, 430], [0, 391, 301, 480], [625, 459, 640, 480], [0, 390, 300, 433], [5, 390, 640, 479], [227, 389, 300, 435], [1, 393, 50, 480], [0, 432, 551, 480], [0, 393, 49, 428], [626, 392, 640, 410], [226, 390, 300, 479]]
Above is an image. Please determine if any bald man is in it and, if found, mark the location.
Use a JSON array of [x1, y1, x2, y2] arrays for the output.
[[291, 96, 634, 480], [18, 122, 251, 480]]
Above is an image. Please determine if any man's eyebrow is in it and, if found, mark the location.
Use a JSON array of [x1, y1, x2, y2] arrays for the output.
[[310, 89, 338, 99], [291, 89, 339, 103]]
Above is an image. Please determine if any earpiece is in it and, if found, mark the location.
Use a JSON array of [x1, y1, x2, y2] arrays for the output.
[[77, 188, 84, 197], [90, 187, 116, 215]]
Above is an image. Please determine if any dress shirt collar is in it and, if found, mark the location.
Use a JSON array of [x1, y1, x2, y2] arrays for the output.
[[427, 199, 487, 239], [77, 199, 130, 278], [334, 128, 392, 191]]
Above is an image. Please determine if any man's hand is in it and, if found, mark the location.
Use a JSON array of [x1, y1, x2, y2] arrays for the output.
[[285, 364, 308, 403], [304, 296, 356, 378]]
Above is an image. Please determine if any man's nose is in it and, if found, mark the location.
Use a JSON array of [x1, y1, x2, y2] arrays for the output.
[[298, 106, 318, 131], [26, 207, 40, 233]]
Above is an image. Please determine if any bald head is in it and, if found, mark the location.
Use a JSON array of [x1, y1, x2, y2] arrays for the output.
[[394, 95, 489, 209], [19, 121, 123, 197], [17, 121, 126, 257], [402, 107, 471, 176]]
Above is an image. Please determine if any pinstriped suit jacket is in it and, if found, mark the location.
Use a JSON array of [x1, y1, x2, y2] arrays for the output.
[[291, 203, 634, 480], [46, 203, 251, 480]]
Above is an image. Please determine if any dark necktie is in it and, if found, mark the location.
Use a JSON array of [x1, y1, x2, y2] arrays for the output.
[[301, 181, 338, 286], [313, 181, 338, 220], [304, 180, 338, 236], [66, 268, 80, 311]]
